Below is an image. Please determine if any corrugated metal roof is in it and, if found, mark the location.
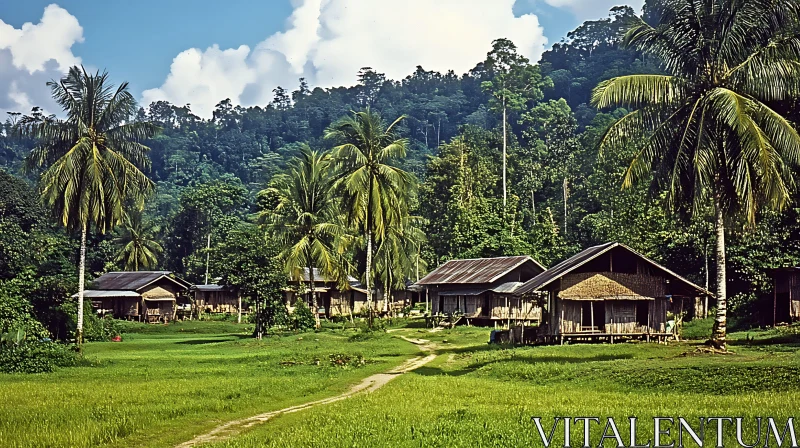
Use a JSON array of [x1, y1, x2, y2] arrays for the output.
[[513, 242, 712, 297], [435, 282, 523, 296], [92, 271, 190, 292], [416, 256, 544, 285], [438, 288, 488, 296], [490, 281, 524, 294], [292, 268, 358, 284], [195, 284, 227, 291], [72, 290, 141, 298]]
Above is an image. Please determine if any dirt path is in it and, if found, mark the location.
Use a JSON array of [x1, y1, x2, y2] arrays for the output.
[[175, 336, 436, 448]]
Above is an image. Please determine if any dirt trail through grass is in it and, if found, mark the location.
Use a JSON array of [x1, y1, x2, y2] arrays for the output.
[[175, 336, 436, 448]]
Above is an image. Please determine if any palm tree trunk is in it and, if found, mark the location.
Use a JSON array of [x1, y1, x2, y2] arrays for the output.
[[502, 99, 507, 210], [366, 174, 375, 328], [366, 230, 374, 327], [711, 197, 727, 348], [563, 178, 568, 236], [309, 265, 320, 329], [77, 223, 87, 350]]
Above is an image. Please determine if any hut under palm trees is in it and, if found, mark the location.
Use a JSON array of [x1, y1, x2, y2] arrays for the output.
[[284, 268, 368, 318], [415, 255, 547, 325], [77, 271, 191, 323], [513, 242, 712, 344]]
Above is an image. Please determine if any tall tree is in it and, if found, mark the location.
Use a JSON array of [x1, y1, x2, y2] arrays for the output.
[[23, 66, 156, 347], [259, 146, 342, 328], [326, 109, 414, 318], [375, 215, 426, 313], [592, 0, 800, 348], [114, 211, 163, 271], [481, 38, 549, 209]]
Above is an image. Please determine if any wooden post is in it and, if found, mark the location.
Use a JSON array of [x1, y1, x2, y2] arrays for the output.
[[506, 296, 510, 328], [237, 293, 242, 324], [426, 288, 430, 314], [590, 302, 594, 333], [774, 277, 777, 327]]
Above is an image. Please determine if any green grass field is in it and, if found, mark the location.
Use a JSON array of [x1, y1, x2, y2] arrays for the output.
[[0, 324, 421, 448], [2, 321, 799, 447], [204, 325, 800, 448]]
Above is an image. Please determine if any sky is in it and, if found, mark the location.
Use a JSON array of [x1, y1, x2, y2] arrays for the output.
[[0, 0, 641, 119]]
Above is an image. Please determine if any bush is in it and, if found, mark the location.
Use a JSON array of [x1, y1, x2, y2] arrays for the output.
[[290, 299, 316, 331], [0, 329, 77, 373], [0, 280, 49, 340], [83, 317, 123, 342], [58, 301, 123, 342], [681, 316, 714, 340]]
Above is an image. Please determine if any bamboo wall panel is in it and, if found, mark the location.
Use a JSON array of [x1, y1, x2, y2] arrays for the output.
[[560, 300, 582, 333], [604, 301, 639, 333], [649, 297, 668, 332]]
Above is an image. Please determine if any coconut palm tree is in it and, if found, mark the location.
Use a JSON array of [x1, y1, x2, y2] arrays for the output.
[[375, 215, 427, 314], [24, 66, 157, 347], [259, 145, 342, 328], [114, 212, 163, 271], [592, 0, 800, 348], [326, 109, 414, 317]]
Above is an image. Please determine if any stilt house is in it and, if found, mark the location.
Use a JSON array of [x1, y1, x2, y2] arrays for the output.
[[768, 268, 800, 325], [78, 271, 191, 323], [513, 243, 712, 343], [194, 285, 242, 315], [284, 268, 368, 317], [415, 255, 547, 325]]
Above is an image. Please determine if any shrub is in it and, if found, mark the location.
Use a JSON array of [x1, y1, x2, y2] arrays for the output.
[[0, 329, 77, 373], [83, 317, 123, 342], [681, 316, 714, 340], [290, 299, 315, 331], [0, 280, 49, 340], [58, 301, 123, 342]]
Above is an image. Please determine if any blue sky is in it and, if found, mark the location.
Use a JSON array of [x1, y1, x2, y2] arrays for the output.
[[0, 1, 636, 118]]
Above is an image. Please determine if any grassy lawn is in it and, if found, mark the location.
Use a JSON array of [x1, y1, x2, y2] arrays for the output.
[[206, 325, 800, 448], [0, 324, 421, 448]]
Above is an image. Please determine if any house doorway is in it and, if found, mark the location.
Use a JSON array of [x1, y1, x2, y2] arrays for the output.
[[636, 301, 650, 327], [581, 301, 605, 332]]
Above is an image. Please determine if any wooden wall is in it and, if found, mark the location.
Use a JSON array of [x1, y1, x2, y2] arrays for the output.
[[195, 290, 239, 313], [491, 296, 539, 319], [441, 295, 484, 317], [556, 298, 668, 334]]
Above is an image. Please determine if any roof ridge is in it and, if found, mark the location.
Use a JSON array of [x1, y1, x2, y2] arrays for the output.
[[443, 255, 531, 263]]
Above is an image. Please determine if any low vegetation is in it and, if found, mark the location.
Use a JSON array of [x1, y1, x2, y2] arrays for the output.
[[207, 325, 800, 447], [0, 325, 420, 448]]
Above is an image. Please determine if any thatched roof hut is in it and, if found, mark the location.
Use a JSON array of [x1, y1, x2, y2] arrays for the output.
[[514, 243, 712, 343]]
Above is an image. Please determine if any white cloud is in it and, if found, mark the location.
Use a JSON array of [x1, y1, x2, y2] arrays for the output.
[[142, 0, 549, 118], [0, 4, 84, 116], [542, 0, 644, 22]]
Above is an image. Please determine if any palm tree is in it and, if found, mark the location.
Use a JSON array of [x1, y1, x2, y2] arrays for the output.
[[114, 211, 163, 271], [24, 66, 157, 347], [326, 109, 414, 317], [375, 215, 426, 314], [259, 146, 342, 328], [592, 0, 800, 348]]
